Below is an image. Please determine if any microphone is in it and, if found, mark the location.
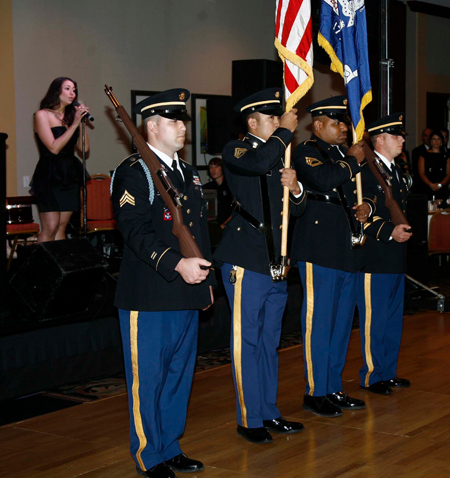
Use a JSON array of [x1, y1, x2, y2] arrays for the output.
[[73, 101, 94, 122]]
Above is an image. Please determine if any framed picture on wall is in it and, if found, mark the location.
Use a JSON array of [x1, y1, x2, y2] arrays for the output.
[[191, 93, 229, 170]]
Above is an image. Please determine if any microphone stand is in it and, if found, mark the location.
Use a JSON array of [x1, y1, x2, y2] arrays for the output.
[[81, 117, 88, 237]]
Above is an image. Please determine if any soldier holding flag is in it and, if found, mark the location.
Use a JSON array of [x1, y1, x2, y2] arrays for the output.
[[291, 96, 372, 417]]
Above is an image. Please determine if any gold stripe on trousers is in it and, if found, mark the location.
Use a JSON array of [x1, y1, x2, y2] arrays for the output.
[[305, 262, 315, 395], [130, 311, 148, 471], [233, 267, 248, 427], [364, 274, 375, 387]]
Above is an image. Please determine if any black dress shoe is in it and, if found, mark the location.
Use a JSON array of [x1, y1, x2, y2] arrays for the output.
[[237, 425, 273, 443], [137, 463, 176, 477], [303, 394, 342, 417], [361, 381, 392, 395], [327, 391, 366, 410], [263, 417, 305, 434], [384, 377, 411, 388], [165, 453, 204, 473]]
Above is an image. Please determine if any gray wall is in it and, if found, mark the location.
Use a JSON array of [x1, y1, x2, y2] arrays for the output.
[[12, 0, 281, 194]]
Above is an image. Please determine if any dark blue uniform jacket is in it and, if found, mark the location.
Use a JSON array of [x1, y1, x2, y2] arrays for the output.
[[361, 156, 409, 274], [291, 134, 373, 273], [214, 128, 307, 275], [112, 154, 214, 311]]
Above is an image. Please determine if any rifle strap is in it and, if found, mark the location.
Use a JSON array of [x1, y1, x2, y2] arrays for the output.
[[259, 173, 277, 264], [232, 173, 277, 264]]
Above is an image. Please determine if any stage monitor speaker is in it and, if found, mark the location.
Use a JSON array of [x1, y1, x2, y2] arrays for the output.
[[232, 60, 283, 103], [9, 238, 106, 321], [206, 97, 235, 154]]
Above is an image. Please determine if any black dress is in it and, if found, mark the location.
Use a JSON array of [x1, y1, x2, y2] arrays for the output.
[[421, 151, 449, 200], [31, 126, 83, 212]]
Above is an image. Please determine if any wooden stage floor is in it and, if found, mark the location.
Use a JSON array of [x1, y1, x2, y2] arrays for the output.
[[1, 310, 450, 477]]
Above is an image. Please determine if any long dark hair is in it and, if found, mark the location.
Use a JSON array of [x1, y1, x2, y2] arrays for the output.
[[39, 77, 78, 126], [430, 130, 444, 153]]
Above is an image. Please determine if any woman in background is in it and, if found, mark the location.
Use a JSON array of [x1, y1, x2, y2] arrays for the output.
[[31, 77, 90, 242], [418, 130, 450, 201]]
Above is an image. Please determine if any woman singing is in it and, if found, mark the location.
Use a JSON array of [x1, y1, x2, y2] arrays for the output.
[[31, 77, 90, 242], [418, 130, 450, 201]]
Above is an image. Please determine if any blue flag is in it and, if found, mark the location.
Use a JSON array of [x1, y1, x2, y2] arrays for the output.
[[318, 0, 372, 141]]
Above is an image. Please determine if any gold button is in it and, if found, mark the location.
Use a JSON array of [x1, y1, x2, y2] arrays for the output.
[[237, 227, 241, 231], [354, 190, 357, 194], [192, 235, 195, 239], [189, 222, 193, 227], [351, 178, 356, 182], [333, 188, 337, 192], [400, 189, 403, 193], [187, 209, 191, 214], [184, 195, 188, 201], [315, 220, 319, 224]]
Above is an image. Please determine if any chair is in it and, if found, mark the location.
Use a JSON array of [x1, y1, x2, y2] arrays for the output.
[[428, 209, 450, 265], [81, 174, 118, 258], [82, 174, 117, 233], [6, 223, 40, 271]]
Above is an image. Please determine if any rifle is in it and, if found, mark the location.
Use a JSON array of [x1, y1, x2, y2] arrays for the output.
[[104, 84, 204, 258], [361, 141, 410, 227]]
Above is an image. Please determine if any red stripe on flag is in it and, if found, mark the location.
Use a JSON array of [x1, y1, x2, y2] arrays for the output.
[[297, 17, 312, 58], [284, 63, 299, 95], [281, 0, 303, 46], [275, 0, 284, 38]]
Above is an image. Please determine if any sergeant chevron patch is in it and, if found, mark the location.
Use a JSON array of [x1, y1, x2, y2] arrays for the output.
[[120, 190, 135, 207], [306, 157, 322, 167], [234, 148, 247, 158]]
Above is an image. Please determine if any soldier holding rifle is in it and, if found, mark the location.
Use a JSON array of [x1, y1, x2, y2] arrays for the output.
[[291, 96, 372, 418], [358, 113, 412, 396], [111, 89, 213, 478], [214, 88, 307, 444]]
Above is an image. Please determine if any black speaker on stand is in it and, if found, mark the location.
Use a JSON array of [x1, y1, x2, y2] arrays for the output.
[[9, 238, 106, 322]]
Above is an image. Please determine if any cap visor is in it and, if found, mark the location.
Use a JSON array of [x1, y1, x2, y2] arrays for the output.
[[160, 112, 191, 121]]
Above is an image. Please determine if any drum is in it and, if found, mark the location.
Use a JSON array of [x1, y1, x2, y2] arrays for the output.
[[6, 204, 33, 224]]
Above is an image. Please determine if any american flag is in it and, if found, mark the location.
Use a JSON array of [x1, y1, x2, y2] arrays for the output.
[[275, 0, 314, 112]]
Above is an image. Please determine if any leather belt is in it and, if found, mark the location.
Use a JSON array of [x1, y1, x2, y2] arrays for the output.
[[232, 200, 263, 231], [307, 192, 341, 206]]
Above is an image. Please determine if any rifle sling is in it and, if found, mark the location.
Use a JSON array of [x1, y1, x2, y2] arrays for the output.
[[232, 173, 277, 264]]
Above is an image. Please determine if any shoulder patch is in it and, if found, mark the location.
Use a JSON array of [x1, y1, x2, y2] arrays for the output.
[[234, 148, 247, 159], [306, 157, 322, 167]]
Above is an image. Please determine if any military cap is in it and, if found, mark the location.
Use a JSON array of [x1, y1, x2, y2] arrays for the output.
[[306, 95, 349, 121], [367, 113, 407, 137], [234, 87, 283, 117], [133, 88, 191, 121]]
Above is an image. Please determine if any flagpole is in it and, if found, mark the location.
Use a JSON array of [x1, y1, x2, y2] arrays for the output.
[[352, 127, 363, 207], [275, 0, 315, 278], [280, 143, 292, 261]]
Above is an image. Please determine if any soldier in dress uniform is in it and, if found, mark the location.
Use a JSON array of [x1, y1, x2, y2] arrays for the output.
[[291, 96, 372, 417], [111, 89, 214, 478], [358, 113, 412, 395], [214, 88, 307, 444]]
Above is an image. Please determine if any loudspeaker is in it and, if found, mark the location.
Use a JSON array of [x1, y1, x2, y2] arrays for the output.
[[206, 97, 235, 154], [232, 59, 283, 103], [9, 238, 106, 321]]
